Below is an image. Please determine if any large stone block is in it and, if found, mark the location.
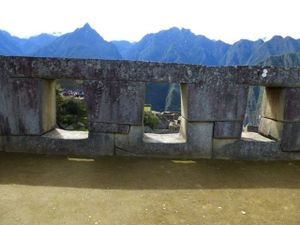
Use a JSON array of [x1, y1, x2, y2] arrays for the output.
[[280, 122, 300, 152], [180, 117, 213, 158], [259, 117, 283, 140], [214, 121, 243, 138], [259, 117, 300, 152], [0, 78, 56, 135], [84, 80, 145, 127], [261, 87, 300, 122], [115, 126, 144, 149], [181, 79, 248, 121], [0, 136, 4, 151]]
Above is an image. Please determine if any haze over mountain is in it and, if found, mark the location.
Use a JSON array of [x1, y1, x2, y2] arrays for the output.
[[1, 24, 300, 115], [0, 30, 23, 56], [3, 24, 300, 66], [17, 34, 57, 55], [260, 52, 300, 67], [34, 23, 121, 59], [0, 24, 121, 59]]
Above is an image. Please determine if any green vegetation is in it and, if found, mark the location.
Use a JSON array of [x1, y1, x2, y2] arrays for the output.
[[143, 111, 159, 129], [56, 88, 88, 130]]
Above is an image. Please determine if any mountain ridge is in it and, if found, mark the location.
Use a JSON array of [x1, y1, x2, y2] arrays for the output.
[[33, 23, 121, 59], [1, 24, 300, 115]]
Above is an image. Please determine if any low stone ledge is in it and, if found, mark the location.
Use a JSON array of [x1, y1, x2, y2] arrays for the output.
[[42, 129, 88, 140], [89, 122, 130, 134], [1, 129, 114, 156], [213, 132, 300, 160]]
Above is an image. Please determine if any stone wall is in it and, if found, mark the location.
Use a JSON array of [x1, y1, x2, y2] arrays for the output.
[[0, 56, 300, 160]]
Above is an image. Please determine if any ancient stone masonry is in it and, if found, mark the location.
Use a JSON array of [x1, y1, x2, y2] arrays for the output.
[[0, 56, 300, 160]]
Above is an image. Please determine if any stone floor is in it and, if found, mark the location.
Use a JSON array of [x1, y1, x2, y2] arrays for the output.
[[0, 152, 299, 225]]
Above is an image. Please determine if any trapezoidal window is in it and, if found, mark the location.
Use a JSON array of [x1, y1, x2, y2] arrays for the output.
[[143, 82, 186, 144], [242, 86, 280, 143], [56, 80, 88, 132]]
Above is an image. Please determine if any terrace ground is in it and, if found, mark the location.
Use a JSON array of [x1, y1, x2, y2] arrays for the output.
[[0, 152, 299, 225]]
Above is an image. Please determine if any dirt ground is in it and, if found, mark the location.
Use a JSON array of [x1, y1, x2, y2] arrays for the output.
[[0, 152, 299, 225]]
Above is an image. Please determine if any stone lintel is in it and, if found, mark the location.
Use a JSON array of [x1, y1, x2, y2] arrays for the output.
[[1, 56, 300, 87]]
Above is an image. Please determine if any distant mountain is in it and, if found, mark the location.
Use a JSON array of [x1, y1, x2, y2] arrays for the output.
[[17, 34, 57, 55], [248, 36, 300, 65], [219, 36, 300, 65], [2, 25, 300, 114], [111, 40, 134, 58], [118, 27, 230, 111], [221, 39, 265, 65], [114, 28, 300, 111], [121, 27, 229, 65], [0, 30, 23, 56], [260, 52, 300, 67], [34, 23, 121, 59]]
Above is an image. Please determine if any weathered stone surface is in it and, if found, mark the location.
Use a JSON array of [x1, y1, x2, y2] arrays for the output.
[[115, 126, 144, 148], [115, 125, 210, 158], [259, 117, 283, 140], [281, 122, 300, 152], [261, 87, 300, 122], [213, 139, 239, 152], [2, 56, 300, 87], [0, 136, 4, 151], [1, 129, 114, 156], [214, 121, 243, 138], [244, 125, 259, 132], [84, 80, 145, 125], [115, 126, 190, 158], [1, 56, 300, 159], [180, 117, 213, 158], [213, 132, 300, 160], [181, 80, 248, 121], [0, 78, 56, 135], [89, 122, 130, 134], [259, 117, 300, 152], [0, 75, 11, 135], [41, 80, 56, 132], [237, 67, 300, 87], [0, 56, 202, 83]]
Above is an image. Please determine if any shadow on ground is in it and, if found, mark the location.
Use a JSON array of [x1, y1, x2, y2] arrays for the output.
[[0, 152, 299, 190]]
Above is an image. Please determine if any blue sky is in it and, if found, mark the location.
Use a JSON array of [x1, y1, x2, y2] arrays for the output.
[[0, 0, 299, 43]]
